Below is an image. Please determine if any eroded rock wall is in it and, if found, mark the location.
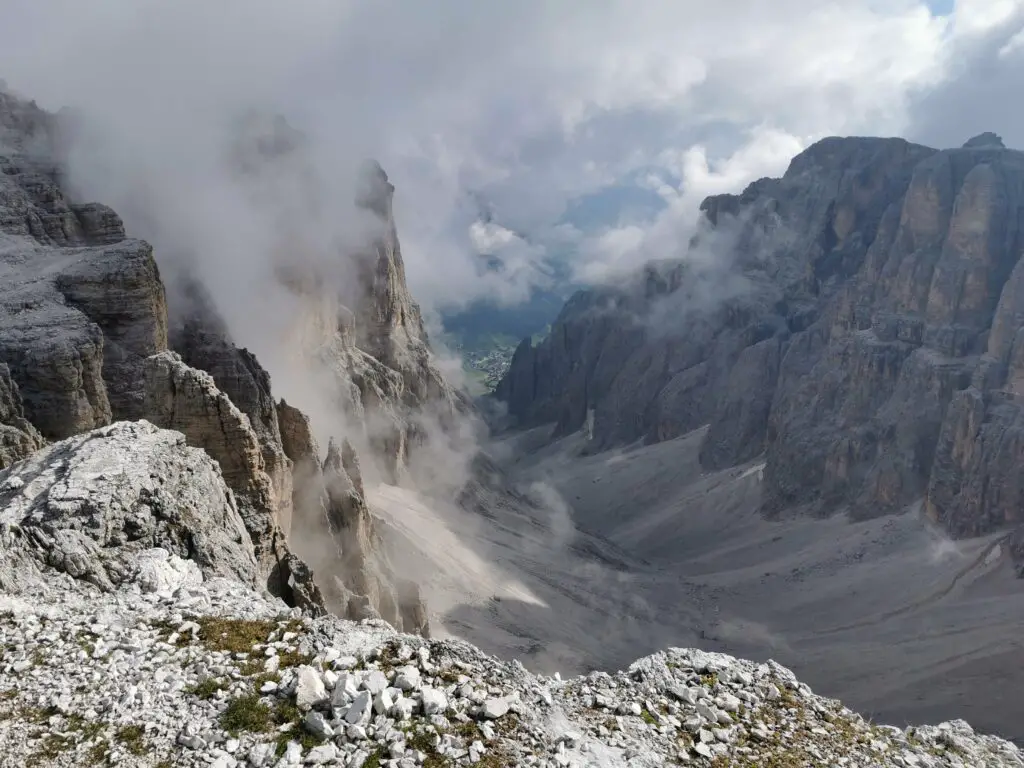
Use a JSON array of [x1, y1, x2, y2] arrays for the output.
[[497, 133, 1024, 568]]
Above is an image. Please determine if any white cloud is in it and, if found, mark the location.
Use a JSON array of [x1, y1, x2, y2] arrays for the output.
[[0, 0, 1019, 321], [575, 127, 807, 283], [468, 222, 521, 254]]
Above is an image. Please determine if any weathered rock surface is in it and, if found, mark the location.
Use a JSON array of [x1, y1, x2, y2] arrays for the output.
[[0, 363, 43, 469], [140, 351, 322, 612], [283, 435, 426, 635], [0, 88, 448, 632], [233, 116, 468, 486], [277, 397, 322, 530], [142, 352, 275, 508], [0, 88, 168, 438], [0, 420, 258, 594], [1, 570, 1022, 767], [497, 134, 1024, 566], [170, 281, 293, 534]]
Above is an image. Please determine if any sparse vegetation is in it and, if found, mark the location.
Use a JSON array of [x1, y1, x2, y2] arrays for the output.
[[435, 666, 461, 684], [219, 694, 272, 736], [270, 697, 317, 756], [186, 676, 228, 700], [152, 615, 305, 655], [30, 732, 76, 761], [276, 646, 314, 669], [114, 724, 148, 756], [86, 740, 110, 765]]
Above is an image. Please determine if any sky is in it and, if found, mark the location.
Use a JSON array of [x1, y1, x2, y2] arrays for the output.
[[1, 0, 1023, 321]]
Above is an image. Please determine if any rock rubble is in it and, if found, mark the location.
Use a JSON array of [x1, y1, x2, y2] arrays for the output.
[[1, 560, 1021, 768]]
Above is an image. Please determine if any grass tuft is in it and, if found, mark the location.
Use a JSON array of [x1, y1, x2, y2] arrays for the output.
[[219, 694, 272, 736], [114, 724, 148, 756], [185, 677, 228, 700]]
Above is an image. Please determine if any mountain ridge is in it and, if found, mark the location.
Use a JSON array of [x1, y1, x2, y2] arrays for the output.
[[1, 82, 1023, 767], [0, 84, 457, 632], [496, 130, 1024, 573]]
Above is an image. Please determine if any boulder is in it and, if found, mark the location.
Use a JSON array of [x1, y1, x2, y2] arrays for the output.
[[0, 420, 258, 593]]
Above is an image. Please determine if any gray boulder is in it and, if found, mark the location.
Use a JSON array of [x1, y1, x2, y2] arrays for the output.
[[0, 420, 258, 593]]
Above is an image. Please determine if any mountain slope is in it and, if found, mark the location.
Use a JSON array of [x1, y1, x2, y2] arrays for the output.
[[496, 131, 1024, 570], [1, 83, 1023, 766], [1, 423, 1023, 767], [494, 424, 1024, 744], [0, 85, 459, 632]]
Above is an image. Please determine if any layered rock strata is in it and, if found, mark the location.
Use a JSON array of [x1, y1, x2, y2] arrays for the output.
[[498, 133, 1024, 568], [0, 85, 444, 628]]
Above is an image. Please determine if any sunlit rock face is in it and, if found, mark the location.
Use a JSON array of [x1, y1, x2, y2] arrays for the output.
[[497, 132, 1024, 570]]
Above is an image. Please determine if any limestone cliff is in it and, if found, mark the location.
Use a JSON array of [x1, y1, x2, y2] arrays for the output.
[[170, 281, 294, 534], [0, 86, 446, 628], [0, 363, 43, 469], [497, 132, 1024, 570], [0, 89, 168, 438], [229, 116, 469, 485]]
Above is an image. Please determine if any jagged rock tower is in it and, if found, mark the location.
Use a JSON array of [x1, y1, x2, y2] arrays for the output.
[[0, 85, 456, 632]]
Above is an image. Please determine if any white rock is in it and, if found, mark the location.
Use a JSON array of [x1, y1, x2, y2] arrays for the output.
[[373, 687, 395, 715], [481, 698, 510, 719], [332, 672, 359, 706], [303, 744, 338, 765], [295, 666, 328, 711], [421, 686, 448, 716], [248, 743, 277, 767], [363, 670, 388, 695], [391, 696, 415, 720], [394, 665, 421, 692], [303, 710, 334, 739], [279, 741, 303, 766], [135, 548, 204, 596], [344, 691, 372, 725]]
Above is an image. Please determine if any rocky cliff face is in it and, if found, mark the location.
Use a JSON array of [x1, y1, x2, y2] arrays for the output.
[[0, 92, 169, 438], [0, 363, 43, 469], [0, 85, 446, 629], [235, 117, 470, 487], [497, 132, 1024, 571]]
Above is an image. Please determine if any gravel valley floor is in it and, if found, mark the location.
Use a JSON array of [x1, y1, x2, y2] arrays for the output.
[[371, 425, 1024, 746]]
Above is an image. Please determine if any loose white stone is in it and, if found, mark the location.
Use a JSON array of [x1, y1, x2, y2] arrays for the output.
[[295, 666, 328, 711], [394, 666, 421, 692], [420, 686, 447, 716], [344, 691, 372, 725], [481, 698, 510, 719]]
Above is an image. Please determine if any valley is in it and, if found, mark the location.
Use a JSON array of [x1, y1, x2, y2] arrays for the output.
[[373, 423, 1024, 745]]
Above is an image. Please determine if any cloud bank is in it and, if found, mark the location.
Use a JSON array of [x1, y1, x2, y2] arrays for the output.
[[0, 0, 1022, 318]]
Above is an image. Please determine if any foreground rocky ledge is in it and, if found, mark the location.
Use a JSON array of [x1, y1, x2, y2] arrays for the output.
[[0, 560, 1020, 768]]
